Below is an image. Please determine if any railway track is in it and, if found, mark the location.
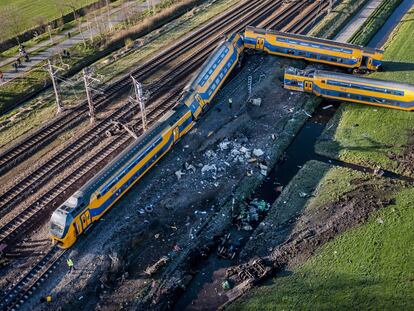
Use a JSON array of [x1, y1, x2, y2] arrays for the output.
[[0, 0, 267, 177], [0, 2, 331, 310], [0, 246, 65, 311], [0, 0, 282, 236]]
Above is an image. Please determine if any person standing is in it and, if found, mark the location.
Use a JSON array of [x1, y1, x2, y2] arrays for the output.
[[67, 258, 75, 272]]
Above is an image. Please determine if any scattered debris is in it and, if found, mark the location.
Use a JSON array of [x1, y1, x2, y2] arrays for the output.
[[144, 256, 170, 276], [322, 104, 333, 110], [185, 162, 196, 172], [298, 191, 309, 198], [259, 164, 268, 176], [253, 149, 264, 157], [175, 170, 185, 180], [222, 280, 231, 290], [219, 140, 231, 150], [201, 164, 217, 174], [250, 98, 262, 107]]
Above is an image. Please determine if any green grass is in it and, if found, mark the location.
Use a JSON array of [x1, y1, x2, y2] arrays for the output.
[[349, 0, 403, 45], [232, 161, 414, 310], [0, 0, 99, 42], [315, 8, 414, 176], [310, 0, 370, 39]]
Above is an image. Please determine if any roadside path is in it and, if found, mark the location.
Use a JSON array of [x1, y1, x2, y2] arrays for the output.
[[334, 0, 383, 42], [0, 0, 160, 84]]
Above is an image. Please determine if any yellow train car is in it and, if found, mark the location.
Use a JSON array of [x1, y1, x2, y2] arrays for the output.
[[284, 67, 414, 111], [181, 32, 245, 119], [49, 34, 245, 249], [50, 105, 194, 248], [244, 26, 383, 71]]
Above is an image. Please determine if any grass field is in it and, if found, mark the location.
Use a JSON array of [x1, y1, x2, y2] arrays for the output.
[[315, 8, 414, 176], [0, 0, 99, 42], [231, 161, 414, 310]]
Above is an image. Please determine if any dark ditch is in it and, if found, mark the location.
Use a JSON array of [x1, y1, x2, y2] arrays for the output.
[[368, 0, 414, 48], [173, 97, 414, 310]]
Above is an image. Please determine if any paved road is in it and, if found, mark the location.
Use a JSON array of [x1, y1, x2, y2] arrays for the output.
[[0, 0, 160, 84], [334, 0, 383, 43]]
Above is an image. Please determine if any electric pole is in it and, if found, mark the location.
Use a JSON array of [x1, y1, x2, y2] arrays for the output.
[[131, 75, 148, 131], [83, 68, 96, 124], [47, 59, 63, 114]]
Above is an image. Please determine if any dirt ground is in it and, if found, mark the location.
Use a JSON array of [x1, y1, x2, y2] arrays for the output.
[[1, 51, 315, 311]]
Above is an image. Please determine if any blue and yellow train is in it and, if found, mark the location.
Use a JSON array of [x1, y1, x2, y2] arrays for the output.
[[49, 25, 398, 248], [283, 67, 414, 111], [50, 33, 244, 248], [244, 26, 383, 71]]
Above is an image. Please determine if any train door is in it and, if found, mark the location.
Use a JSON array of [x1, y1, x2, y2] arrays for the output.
[[80, 210, 92, 231], [304, 81, 313, 92], [256, 38, 265, 50], [173, 127, 180, 142], [367, 58, 373, 70], [195, 94, 206, 109], [74, 220, 82, 235], [361, 56, 369, 67]]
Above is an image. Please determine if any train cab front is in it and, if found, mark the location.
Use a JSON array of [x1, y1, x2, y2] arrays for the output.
[[50, 207, 76, 249]]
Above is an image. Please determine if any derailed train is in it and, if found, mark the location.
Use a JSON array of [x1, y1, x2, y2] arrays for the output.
[[284, 67, 414, 111], [50, 33, 245, 248], [244, 26, 383, 71], [50, 27, 396, 248]]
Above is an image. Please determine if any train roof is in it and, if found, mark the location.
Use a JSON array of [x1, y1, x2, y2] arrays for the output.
[[245, 26, 383, 54], [76, 109, 180, 202], [316, 70, 414, 92]]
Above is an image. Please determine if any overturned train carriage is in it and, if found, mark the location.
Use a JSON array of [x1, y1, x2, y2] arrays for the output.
[[50, 34, 245, 248], [244, 26, 383, 71], [284, 67, 414, 111]]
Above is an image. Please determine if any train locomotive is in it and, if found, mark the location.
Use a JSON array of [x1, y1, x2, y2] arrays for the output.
[[50, 33, 244, 248], [244, 26, 383, 71], [284, 67, 414, 111]]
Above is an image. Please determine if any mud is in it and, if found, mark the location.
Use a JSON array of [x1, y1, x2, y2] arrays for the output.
[[387, 132, 414, 177]]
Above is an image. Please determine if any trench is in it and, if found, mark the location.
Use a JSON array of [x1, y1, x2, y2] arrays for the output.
[[368, 0, 414, 48], [171, 4, 414, 308]]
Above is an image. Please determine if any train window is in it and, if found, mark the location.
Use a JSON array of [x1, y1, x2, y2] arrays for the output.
[[321, 80, 326, 84], [287, 49, 294, 55], [309, 53, 317, 59]]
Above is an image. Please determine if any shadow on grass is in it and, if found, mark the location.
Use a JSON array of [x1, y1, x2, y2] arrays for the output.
[[241, 271, 414, 310], [381, 60, 414, 72]]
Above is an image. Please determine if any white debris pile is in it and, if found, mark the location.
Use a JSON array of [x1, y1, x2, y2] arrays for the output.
[[175, 138, 270, 182]]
